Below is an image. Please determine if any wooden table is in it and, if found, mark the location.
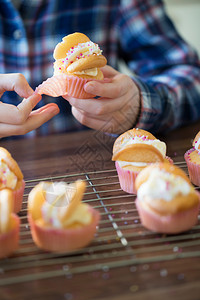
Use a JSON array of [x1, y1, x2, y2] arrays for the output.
[[0, 121, 200, 300]]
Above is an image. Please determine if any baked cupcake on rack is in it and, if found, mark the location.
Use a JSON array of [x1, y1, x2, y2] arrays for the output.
[[184, 131, 200, 187], [28, 180, 100, 252], [0, 147, 25, 213], [135, 163, 200, 234], [0, 189, 20, 259], [36, 32, 107, 99], [112, 128, 172, 194]]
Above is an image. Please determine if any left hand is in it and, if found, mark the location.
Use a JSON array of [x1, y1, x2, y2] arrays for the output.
[[63, 65, 140, 134]]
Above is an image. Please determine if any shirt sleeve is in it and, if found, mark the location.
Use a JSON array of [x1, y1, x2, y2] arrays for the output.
[[117, 0, 200, 133]]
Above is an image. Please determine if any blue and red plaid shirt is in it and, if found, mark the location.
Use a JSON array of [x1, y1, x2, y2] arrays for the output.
[[0, 0, 200, 137]]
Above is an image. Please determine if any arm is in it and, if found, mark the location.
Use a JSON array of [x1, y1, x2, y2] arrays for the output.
[[0, 74, 59, 138], [64, 0, 200, 134], [118, 0, 200, 133]]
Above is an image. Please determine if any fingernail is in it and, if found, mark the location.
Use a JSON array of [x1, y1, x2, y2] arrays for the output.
[[49, 106, 60, 114], [27, 87, 34, 97]]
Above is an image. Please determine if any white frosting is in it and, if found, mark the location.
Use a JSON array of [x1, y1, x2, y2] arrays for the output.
[[194, 138, 200, 153], [0, 160, 17, 189], [121, 135, 166, 158], [72, 67, 98, 76], [64, 41, 102, 69], [41, 181, 91, 228], [137, 168, 191, 202], [117, 161, 148, 168]]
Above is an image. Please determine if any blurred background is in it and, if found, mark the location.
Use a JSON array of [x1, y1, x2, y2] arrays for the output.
[[164, 0, 200, 56]]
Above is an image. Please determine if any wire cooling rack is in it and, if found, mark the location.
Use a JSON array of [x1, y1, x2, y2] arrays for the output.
[[0, 161, 200, 286]]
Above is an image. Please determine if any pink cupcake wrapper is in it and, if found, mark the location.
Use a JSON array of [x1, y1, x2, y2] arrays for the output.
[[115, 161, 139, 194], [136, 192, 200, 234], [13, 180, 25, 213], [115, 156, 173, 195], [184, 148, 200, 187], [28, 207, 100, 253], [0, 214, 20, 259], [35, 74, 110, 99]]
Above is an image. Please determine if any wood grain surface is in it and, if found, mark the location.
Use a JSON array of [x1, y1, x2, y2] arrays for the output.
[[0, 121, 200, 300]]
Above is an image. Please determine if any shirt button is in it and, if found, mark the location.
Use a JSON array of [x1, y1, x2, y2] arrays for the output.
[[13, 29, 22, 40]]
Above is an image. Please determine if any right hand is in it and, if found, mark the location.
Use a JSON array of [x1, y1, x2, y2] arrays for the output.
[[0, 73, 60, 138]]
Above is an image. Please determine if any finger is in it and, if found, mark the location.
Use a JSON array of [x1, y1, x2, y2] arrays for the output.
[[0, 94, 42, 125], [0, 73, 34, 98], [67, 96, 121, 116], [30, 103, 59, 115], [72, 107, 110, 132], [84, 76, 128, 98], [0, 104, 59, 138], [72, 107, 134, 134]]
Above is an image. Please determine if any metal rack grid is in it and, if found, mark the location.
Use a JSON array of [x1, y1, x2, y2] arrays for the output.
[[0, 161, 200, 286]]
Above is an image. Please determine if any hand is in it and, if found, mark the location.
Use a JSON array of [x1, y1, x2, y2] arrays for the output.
[[63, 65, 140, 134], [0, 73, 60, 138]]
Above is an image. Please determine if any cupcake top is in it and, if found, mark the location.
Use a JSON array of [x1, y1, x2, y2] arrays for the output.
[[112, 128, 166, 164], [0, 147, 23, 190], [53, 32, 107, 78], [135, 163, 199, 215], [0, 189, 14, 234], [28, 180, 92, 229], [193, 131, 200, 153]]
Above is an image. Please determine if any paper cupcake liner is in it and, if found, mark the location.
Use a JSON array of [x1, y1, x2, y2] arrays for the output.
[[66, 76, 94, 98], [28, 207, 100, 253], [136, 192, 200, 234], [0, 214, 20, 259], [35, 74, 95, 99], [115, 161, 139, 194], [35, 74, 68, 97], [13, 180, 25, 213], [184, 148, 200, 187]]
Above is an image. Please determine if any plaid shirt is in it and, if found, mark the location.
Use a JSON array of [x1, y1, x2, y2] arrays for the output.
[[1, 0, 200, 137]]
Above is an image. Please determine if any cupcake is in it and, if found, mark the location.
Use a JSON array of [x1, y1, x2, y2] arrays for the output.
[[0, 189, 20, 259], [135, 163, 200, 234], [184, 131, 200, 186], [0, 147, 25, 213], [36, 32, 107, 98], [28, 180, 100, 252], [112, 128, 172, 194]]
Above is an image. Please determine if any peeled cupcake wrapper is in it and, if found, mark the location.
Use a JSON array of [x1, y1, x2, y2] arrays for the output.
[[184, 148, 200, 187], [0, 214, 20, 259], [28, 207, 100, 252], [35, 74, 107, 99]]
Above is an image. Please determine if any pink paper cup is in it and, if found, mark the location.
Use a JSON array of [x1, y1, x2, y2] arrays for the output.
[[28, 207, 100, 253], [0, 214, 20, 259], [135, 193, 200, 234], [115, 161, 139, 194], [13, 180, 25, 213], [184, 149, 200, 187]]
